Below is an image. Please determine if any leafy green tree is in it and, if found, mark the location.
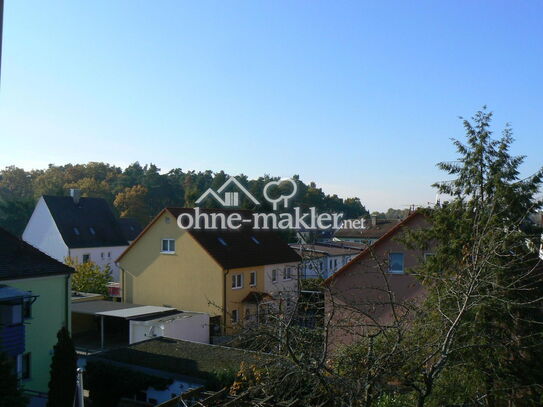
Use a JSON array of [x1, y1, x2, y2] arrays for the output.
[[64, 177, 113, 201], [67, 258, 112, 295], [113, 185, 151, 225], [0, 352, 27, 407], [47, 327, 77, 407], [0, 166, 34, 200], [402, 108, 543, 406], [0, 198, 35, 236]]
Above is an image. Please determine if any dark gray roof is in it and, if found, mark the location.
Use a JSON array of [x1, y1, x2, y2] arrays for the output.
[[43, 195, 128, 249], [118, 218, 143, 241], [0, 227, 73, 280], [92, 337, 270, 383], [167, 208, 301, 269]]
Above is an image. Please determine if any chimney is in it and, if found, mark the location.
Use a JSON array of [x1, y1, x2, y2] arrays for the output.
[[69, 189, 81, 205], [371, 215, 377, 227]]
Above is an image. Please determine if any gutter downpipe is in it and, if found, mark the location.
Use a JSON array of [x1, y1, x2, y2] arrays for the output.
[[223, 268, 229, 335], [66, 274, 71, 331]]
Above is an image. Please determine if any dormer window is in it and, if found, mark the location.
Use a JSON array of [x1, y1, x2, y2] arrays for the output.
[[73, 227, 80, 236]]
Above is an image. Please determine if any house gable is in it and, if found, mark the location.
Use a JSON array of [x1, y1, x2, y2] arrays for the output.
[[119, 210, 224, 317], [22, 197, 68, 263]]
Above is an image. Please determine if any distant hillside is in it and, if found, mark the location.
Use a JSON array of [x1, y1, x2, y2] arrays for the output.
[[0, 162, 368, 236]]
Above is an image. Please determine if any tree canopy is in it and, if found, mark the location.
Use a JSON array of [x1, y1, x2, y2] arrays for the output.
[[0, 163, 368, 236]]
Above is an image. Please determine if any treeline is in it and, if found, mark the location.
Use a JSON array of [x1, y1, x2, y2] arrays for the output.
[[0, 162, 368, 236]]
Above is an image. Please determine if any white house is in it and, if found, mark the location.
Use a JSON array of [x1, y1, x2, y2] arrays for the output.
[[289, 243, 361, 279], [22, 189, 135, 282]]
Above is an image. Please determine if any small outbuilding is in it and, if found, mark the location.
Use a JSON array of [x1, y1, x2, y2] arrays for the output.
[[72, 298, 209, 350]]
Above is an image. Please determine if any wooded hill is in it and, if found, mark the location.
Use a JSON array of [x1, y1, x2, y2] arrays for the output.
[[0, 162, 368, 237]]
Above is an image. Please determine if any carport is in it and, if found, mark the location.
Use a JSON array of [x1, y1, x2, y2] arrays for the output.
[[71, 300, 176, 349]]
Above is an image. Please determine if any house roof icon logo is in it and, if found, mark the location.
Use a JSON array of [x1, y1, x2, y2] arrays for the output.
[[195, 177, 260, 207]]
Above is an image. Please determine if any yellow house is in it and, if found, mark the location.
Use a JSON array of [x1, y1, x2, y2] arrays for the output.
[[117, 208, 300, 334]]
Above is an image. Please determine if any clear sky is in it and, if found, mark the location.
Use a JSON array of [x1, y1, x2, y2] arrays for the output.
[[1, 1, 542, 211]]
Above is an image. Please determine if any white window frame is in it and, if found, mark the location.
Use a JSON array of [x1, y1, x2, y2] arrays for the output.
[[232, 273, 243, 289], [161, 238, 175, 254], [249, 271, 257, 287]]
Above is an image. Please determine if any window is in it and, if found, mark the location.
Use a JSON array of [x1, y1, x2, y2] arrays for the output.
[[232, 274, 243, 289], [272, 269, 277, 283], [283, 267, 292, 280], [161, 239, 175, 253], [23, 300, 32, 319], [22, 353, 31, 380], [0, 303, 23, 326], [73, 227, 80, 236], [249, 271, 256, 286], [231, 309, 239, 323], [217, 237, 228, 246], [101, 252, 104, 259], [82, 254, 90, 263], [389, 253, 404, 274], [334, 259, 338, 268], [251, 236, 260, 245], [89, 227, 96, 235], [108, 252, 111, 258]]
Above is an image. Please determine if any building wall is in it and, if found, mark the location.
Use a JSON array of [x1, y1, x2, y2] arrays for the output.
[[69, 246, 126, 281], [22, 197, 68, 262], [6, 274, 70, 394], [120, 211, 224, 318], [225, 264, 266, 332], [264, 262, 299, 298], [325, 214, 428, 351], [129, 313, 210, 344], [301, 254, 355, 279]]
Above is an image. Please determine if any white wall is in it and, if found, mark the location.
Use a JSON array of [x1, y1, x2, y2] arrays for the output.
[[163, 313, 209, 343], [129, 313, 210, 345], [145, 378, 203, 405], [22, 197, 68, 262], [69, 246, 126, 282], [264, 262, 299, 311]]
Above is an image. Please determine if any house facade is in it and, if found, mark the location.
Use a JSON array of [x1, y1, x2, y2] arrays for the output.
[[324, 212, 429, 350], [118, 208, 300, 334], [22, 190, 133, 281], [0, 227, 73, 405]]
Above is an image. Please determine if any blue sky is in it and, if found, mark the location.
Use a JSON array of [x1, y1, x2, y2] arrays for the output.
[[1, 1, 542, 211]]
